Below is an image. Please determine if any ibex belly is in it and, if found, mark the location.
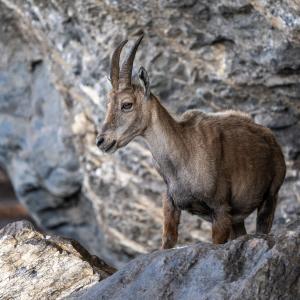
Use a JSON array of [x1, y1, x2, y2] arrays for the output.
[[167, 180, 214, 222], [168, 180, 257, 223]]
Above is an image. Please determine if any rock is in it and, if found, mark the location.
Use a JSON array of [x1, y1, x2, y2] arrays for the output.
[[0, 0, 299, 267], [0, 221, 115, 300], [254, 109, 298, 129], [1, 220, 299, 299], [69, 220, 300, 300], [159, 0, 197, 9]]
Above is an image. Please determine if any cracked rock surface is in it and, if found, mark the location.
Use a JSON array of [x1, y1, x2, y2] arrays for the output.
[[0, 220, 115, 300], [69, 220, 300, 300], [0, 0, 299, 267]]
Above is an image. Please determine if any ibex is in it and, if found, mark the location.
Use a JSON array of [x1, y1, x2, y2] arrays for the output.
[[96, 35, 286, 249]]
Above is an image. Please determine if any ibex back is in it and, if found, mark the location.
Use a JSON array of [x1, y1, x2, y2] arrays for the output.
[[96, 35, 286, 249]]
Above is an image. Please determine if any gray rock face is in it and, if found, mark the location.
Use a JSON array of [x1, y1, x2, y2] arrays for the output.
[[0, 221, 115, 300], [0, 0, 299, 267], [69, 220, 300, 300], [1, 220, 299, 300]]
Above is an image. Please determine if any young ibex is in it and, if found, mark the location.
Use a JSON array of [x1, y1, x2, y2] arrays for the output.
[[96, 35, 286, 249]]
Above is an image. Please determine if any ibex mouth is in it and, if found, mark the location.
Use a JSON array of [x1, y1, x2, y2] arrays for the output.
[[104, 140, 117, 153]]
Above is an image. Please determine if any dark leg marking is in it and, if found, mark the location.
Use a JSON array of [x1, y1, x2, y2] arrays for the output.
[[256, 194, 277, 234], [230, 221, 247, 240]]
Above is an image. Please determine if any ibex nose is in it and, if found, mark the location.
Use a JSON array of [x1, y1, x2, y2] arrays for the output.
[[96, 136, 105, 147]]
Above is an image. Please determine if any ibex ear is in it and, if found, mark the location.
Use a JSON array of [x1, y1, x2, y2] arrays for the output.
[[138, 66, 150, 100]]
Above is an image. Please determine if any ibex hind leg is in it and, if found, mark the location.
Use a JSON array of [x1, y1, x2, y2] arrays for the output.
[[257, 152, 286, 234], [256, 193, 278, 234], [230, 221, 247, 240]]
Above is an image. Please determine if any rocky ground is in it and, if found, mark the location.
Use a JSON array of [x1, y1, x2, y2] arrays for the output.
[[0, 220, 115, 300], [0, 0, 299, 268], [0, 220, 299, 299], [70, 219, 300, 300]]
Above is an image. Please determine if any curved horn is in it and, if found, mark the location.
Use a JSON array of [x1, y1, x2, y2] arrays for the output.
[[119, 34, 144, 89], [110, 39, 128, 90]]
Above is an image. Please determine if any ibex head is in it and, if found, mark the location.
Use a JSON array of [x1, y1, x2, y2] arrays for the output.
[[96, 35, 151, 153]]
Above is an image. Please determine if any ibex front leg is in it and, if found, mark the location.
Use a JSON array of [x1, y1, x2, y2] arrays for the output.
[[161, 193, 181, 249]]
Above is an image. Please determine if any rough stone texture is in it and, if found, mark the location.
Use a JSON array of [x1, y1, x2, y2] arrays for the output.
[[69, 220, 300, 300], [0, 0, 300, 267], [0, 220, 115, 300]]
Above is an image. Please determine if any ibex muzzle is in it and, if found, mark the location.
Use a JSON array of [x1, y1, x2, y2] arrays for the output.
[[97, 35, 286, 249]]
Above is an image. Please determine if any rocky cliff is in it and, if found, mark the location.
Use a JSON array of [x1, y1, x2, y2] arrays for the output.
[[0, 0, 299, 267], [70, 219, 300, 300], [0, 220, 299, 299]]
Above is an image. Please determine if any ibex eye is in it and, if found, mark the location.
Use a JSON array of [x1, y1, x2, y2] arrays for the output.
[[121, 102, 133, 111]]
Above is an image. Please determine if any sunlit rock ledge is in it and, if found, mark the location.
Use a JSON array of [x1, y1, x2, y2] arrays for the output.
[[0, 221, 115, 300]]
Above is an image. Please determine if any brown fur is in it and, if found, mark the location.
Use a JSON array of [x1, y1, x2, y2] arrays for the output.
[[97, 37, 286, 249], [162, 193, 181, 249]]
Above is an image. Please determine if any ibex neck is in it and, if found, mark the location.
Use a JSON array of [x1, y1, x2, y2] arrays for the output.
[[143, 96, 184, 169]]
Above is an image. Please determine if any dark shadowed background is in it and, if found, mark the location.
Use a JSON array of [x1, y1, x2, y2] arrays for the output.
[[0, 0, 299, 267]]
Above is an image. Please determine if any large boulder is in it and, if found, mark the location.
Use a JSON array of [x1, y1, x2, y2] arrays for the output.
[[69, 220, 300, 300], [0, 220, 115, 300], [0, 0, 299, 267]]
